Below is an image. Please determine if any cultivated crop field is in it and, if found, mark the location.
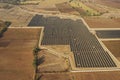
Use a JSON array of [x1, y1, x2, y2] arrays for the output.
[[84, 17, 120, 28], [39, 71, 120, 80], [95, 0, 120, 9], [0, 28, 41, 80], [73, 71, 120, 80]]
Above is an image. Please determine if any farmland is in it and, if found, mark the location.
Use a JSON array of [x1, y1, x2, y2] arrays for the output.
[[39, 71, 120, 80], [0, 28, 41, 80], [56, 2, 79, 15], [95, 0, 120, 9], [84, 17, 120, 28]]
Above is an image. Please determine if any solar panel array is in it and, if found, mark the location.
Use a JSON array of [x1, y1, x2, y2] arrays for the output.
[[28, 15, 117, 68], [96, 30, 120, 38], [42, 26, 70, 45]]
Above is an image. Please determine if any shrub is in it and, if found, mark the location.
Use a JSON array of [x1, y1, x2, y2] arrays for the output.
[[33, 55, 38, 68], [5, 21, 11, 27], [0, 21, 11, 37], [33, 47, 41, 55]]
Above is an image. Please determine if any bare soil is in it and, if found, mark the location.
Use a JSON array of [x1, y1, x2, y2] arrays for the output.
[[56, 2, 79, 15], [95, 0, 120, 9], [84, 17, 120, 28], [0, 28, 41, 80], [73, 71, 120, 80], [39, 71, 120, 80]]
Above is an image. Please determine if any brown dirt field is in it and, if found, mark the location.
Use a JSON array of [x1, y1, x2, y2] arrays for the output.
[[40, 73, 71, 80], [56, 2, 79, 15], [0, 28, 41, 80], [95, 0, 120, 9], [38, 50, 69, 72], [74, 7, 87, 16], [84, 17, 120, 28], [39, 71, 120, 80], [103, 40, 120, 61], [73, 71, 120, 80]]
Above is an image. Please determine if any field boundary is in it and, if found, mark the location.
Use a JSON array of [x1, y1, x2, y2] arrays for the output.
[[8, 27, 43, 28], [91, 28, 120, 30], [38, 27, 44, 47], [71, 68, 120, 72], [100, 38, 120, 41]]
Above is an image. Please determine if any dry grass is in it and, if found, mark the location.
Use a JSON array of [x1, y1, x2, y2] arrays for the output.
[[103, 40, 120, 61], [37, 0, 69, 8], [0, 7, 33, 27], [38, 50, 69, 72], [84, 17, 120, 28], [21, 0, 69, 8], [0, 28, 41, 80], [43, 45, 71, 55]]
